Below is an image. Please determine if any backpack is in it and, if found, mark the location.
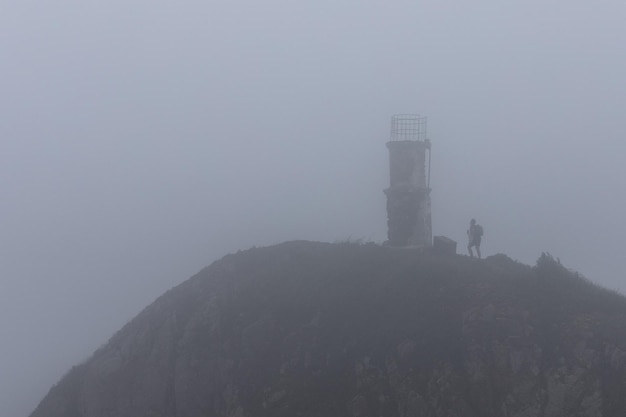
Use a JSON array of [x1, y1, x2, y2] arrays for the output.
[[475, 224, 483, 237]]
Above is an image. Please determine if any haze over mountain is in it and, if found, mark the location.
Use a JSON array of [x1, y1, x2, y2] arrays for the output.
[[30, 241, 626, 417], [3, 1, 626, 416]]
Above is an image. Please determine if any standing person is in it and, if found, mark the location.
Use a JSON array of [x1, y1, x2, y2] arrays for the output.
[[467, 218, 483, 259]]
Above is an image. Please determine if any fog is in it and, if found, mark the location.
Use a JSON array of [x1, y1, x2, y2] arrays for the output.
[[2, 1, 626, 415]]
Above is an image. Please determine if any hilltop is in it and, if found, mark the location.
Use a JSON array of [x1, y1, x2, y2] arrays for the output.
[[30, 241, 626, 417]]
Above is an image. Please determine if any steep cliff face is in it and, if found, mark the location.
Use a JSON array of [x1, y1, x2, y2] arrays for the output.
[[31, 242, 626, 417]]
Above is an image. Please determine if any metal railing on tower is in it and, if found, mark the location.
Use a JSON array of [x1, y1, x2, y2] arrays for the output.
[[389, 114, 427, 142]]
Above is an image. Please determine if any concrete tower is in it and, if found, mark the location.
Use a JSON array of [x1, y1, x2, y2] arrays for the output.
[[384, 114, 432, 247]]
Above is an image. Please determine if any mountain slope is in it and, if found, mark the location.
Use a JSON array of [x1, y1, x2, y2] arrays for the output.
[[30, 241, 626, 417]]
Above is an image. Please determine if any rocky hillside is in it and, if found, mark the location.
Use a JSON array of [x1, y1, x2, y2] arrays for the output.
[[30, 241, 626, 417]]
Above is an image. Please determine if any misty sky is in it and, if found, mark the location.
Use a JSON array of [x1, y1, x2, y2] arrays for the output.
[[2, 1, 626, 415]]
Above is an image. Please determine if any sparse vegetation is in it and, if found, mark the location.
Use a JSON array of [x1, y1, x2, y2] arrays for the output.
[[30, 241, 626, 417]]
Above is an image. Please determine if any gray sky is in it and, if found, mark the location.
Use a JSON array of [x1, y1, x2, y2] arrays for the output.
[[2, 1, 626, 415]]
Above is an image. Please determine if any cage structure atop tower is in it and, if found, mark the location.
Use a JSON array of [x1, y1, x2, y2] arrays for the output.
[[390, 114, 428, 142], [384, 114, 432, 247]]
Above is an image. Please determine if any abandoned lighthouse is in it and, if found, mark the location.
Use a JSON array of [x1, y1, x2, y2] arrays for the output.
[[384, 114, 432, 247]]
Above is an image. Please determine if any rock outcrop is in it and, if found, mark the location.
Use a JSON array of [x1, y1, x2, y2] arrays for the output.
[[30, 242, 626, 417]]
